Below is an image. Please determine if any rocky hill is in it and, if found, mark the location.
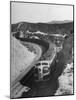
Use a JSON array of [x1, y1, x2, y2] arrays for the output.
[[11, 21, 74, 36]]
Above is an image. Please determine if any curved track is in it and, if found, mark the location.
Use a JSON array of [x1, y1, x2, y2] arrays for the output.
[[11, 41, 42, 87], [11, 36, 57, 98]]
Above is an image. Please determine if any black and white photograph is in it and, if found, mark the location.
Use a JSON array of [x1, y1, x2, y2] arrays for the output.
[[10, 1, 74, 99]]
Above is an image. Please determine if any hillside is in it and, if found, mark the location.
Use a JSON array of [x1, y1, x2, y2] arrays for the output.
[[10, 35, 36, 84], [11, 21, 74, 36]]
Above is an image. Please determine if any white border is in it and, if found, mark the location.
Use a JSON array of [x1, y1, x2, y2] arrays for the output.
[[0, 0, 75, 100]]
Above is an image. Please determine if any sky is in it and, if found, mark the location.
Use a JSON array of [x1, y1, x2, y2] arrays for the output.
[[11, 2, 73, 24]]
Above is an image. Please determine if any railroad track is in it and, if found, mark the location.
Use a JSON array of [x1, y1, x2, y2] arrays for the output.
[[11, 32, 64, 98], [10, 37, 43, 98]]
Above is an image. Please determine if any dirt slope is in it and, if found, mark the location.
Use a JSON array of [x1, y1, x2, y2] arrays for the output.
[[10, 35, 36, 84]]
